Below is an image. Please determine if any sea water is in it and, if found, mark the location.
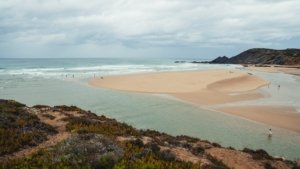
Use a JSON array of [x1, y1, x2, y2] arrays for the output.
[[0, 58, 299, 160]]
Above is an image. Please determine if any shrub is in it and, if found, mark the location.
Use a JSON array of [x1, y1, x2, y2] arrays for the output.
[[243, 148, 272, 160], [0, 100, 56, 155], [191, 146, 205, 155]]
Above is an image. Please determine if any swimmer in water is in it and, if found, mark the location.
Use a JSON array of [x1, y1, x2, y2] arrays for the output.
[[268, 128, 272, 137]]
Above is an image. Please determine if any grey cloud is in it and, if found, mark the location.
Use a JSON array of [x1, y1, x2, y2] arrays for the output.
[[0, 0, 299, 57]]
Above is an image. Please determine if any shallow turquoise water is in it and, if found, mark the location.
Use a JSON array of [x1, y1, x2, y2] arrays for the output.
[[1, 76, 300, 160], [231, 69, 300, 110]]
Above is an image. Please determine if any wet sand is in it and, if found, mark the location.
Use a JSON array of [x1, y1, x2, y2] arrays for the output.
[[217, 106, 300, 133], [244, 65, 300, 75]]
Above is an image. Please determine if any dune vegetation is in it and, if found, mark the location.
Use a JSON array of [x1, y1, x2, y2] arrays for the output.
[[0, 99, 299, 169]]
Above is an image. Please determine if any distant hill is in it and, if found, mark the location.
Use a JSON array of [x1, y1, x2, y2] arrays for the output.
[[210, 48, 300, 65]]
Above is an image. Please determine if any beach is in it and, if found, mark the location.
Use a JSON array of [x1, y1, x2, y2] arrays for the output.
[[89, 69, 300, 133]]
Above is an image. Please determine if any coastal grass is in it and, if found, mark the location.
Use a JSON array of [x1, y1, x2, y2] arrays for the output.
[[0, 100, 57, 156], [3, 100, 295, 169], [1, 113, 203, 169], [63, 115, 204, 168]]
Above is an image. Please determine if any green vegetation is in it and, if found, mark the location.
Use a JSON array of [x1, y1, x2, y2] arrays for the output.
[[1, 100, 297, 169], [1, 149, 93, 169], [0, 104, 204, 169], [57, 113, 215, 169], [113, 139, 202, 169], [0, 99, 57, 156], [1, 136, 201, 169], [65, 116, 140, 137]]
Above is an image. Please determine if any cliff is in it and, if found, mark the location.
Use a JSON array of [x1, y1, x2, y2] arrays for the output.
[[210, 48, 300, 65], [0, 99, 299, 169]]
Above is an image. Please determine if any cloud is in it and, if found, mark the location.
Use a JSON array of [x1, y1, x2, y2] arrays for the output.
[[0, 0, 299, 57]]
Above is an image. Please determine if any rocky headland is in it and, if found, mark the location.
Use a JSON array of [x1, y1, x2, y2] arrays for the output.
[[210, 48, 300, 65], [176, 48, 300, 66]]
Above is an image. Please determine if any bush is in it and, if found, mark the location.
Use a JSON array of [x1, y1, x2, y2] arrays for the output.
[[65, 116, 139, 137], [243, 148, 272, 160], [191, 146, 205, 155], [0, 100, 56, 155]]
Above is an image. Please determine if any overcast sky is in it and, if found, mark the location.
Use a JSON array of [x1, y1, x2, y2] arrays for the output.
[[0, 0, 299, 59]]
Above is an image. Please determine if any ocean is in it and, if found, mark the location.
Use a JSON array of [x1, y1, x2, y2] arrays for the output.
[[0, 58, 300, 160]]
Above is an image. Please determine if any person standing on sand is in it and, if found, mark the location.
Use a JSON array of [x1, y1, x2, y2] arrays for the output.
[[278, 85, 280, 90]]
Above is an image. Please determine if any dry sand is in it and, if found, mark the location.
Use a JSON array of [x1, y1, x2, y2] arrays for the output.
[[89, 69, 300, 132], [89, 70, 268, 94], [89, 70, 268, 105]]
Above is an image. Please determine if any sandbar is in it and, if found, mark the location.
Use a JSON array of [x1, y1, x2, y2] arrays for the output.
[[89, 69, 300, 132], [89, 70, 268, 94]]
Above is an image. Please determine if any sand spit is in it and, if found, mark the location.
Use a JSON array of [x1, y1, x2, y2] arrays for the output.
[[89, 69, 300, 132]]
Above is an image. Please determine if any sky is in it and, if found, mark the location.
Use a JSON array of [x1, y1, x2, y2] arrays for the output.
[[0, 0, 299, 59]]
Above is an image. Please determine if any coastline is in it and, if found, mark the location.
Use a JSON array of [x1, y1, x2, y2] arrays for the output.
[[88, 69, 300, 133]]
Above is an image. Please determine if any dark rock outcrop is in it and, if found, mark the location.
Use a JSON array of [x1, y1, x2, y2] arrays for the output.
[[210, 48, 300, 65], [174, 61, 187, 63], [210, 56, 230, 64]]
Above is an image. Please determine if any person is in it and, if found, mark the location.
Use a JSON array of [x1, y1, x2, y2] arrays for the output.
[[268, 128, 272, 137], [278, 85, 280, 90]]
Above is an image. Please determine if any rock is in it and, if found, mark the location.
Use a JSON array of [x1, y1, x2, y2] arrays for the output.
[[210, 56, 230, 64], [174, 61, 186, 63], [209, 48, 300, 65]]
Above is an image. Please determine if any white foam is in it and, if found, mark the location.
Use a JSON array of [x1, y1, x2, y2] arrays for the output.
[[0, 63, 241, 79]]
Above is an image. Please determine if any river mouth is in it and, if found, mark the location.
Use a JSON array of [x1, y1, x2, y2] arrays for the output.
[[1, 58, 300, 160]]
